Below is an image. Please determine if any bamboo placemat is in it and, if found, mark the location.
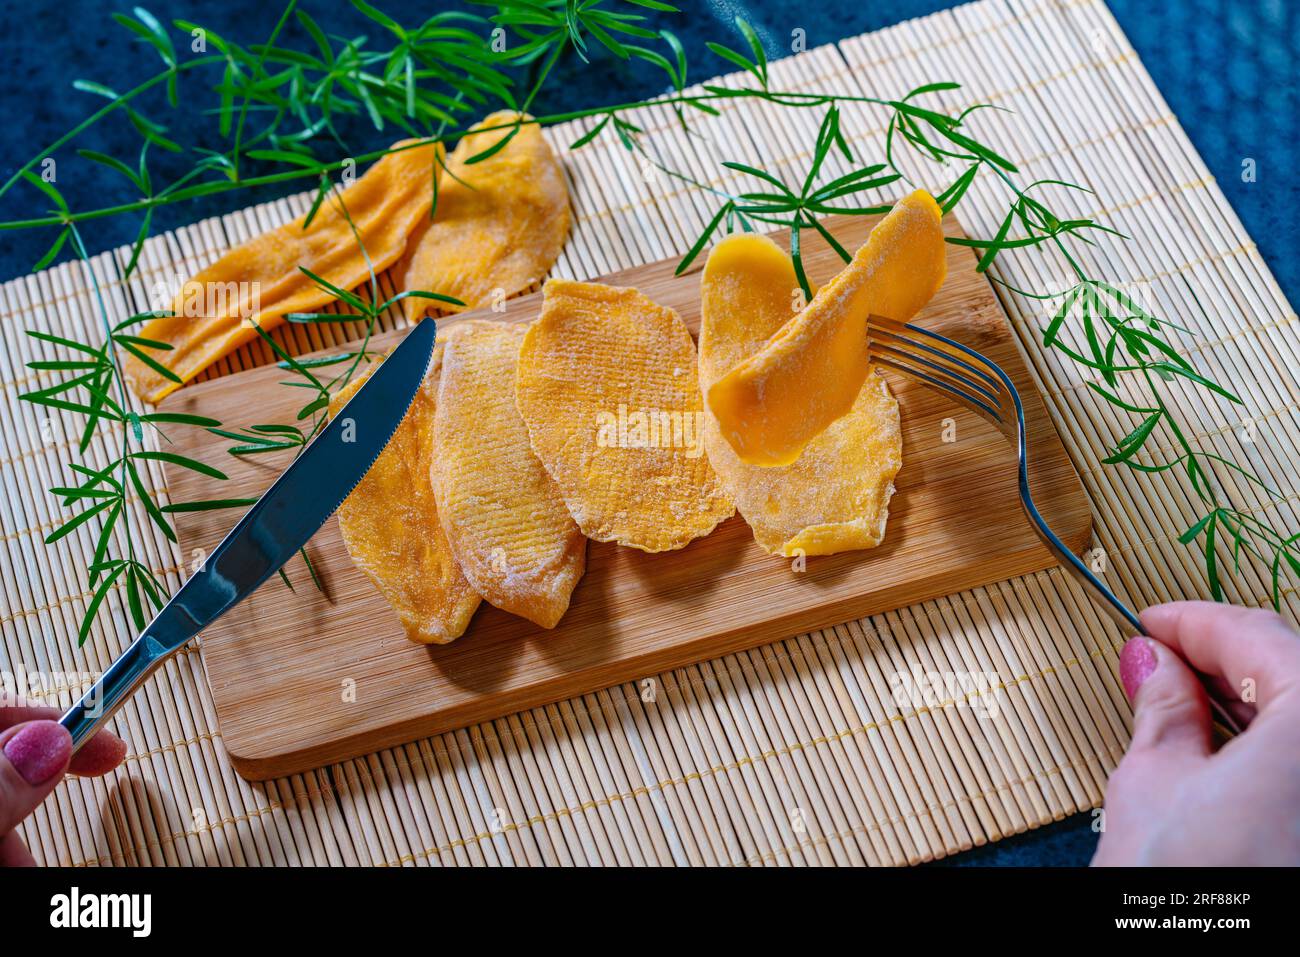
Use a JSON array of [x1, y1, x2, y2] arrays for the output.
[[2, 0, 1295, 866]]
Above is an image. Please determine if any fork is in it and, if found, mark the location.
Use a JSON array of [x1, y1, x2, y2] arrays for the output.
[[867, 314, 1243, 737]]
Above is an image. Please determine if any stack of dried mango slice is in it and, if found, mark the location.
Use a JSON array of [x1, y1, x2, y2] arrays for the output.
[[140, 105, 946, 641], [701, 190, 946, 554], [394, 189, 941, 641], [123, 111, 565, 404], [125, 138, 447, 403]]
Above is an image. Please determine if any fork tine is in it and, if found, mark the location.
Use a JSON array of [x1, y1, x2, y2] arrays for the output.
[[868, 315, 1006, 422], [870, 317, 1003, 401], [871, 341, 1004, 408], [871, 351, 1004, 422]]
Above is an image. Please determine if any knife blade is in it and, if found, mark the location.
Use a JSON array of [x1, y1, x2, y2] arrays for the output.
[[60, 318, 439, 751]]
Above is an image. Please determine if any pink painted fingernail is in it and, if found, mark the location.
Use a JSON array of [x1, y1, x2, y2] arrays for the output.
[[3, 721, 72, 785], [1119, 636, 1158, 701]]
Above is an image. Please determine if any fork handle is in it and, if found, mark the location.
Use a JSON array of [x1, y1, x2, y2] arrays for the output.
[[1018, 493, 1242, 736], [60, 633, 166, 753], [1020, 492, 1143, 635]]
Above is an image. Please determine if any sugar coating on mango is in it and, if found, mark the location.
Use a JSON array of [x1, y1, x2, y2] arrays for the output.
[[699, 233, 901, 556], [516, 280, 734, 553], [706, 190, 945, 467], [397, 112, 570, 321], [432, 319, 585, 629], [329, 350, 481, 643], [126, 139, 444, 403]]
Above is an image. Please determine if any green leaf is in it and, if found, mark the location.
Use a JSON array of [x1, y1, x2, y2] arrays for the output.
[[299, 546, 325, 594], [936, 162, 979, 214], [975, 205, 1015, 273], [382, 289, 465, 309], [464, 122, 519, 164], [26, 359, 100, 372], [1085, 381, 1158, 416], [734, 18, 768, 87], [1043, 285, 1082, 347], [246, 149, 325, 169], [278, 353, 352, 370], [123, 208, 152, 280], [587, 20, 630, 59], [1124, 328, 1192, 370], [125, 564, 146, 631], [806, 216, 851, 264], [132, 450, 228, 481], [941, 126, 1018, 173], [286, 312, 369, 323], [661, 29, 686, 90], [297, 395, 331, 420], [352, 0, 405, 37], [79, 563, 127, 646], [1150, 362, 1240, 403], [722, 161, 789, 194], [706, 41, 758, 80], [298, 267, 368, 311], [127, 458, 176, 543], [32, 228, 72, 272], [905, 81, 962, 98], [790, 219, 812, 304], [1179, 511, 1216, 545], [1103, 412, 1161, 464], [569, 114, 610, 150], [50, 486, 119, 500], [21, 170, 69, 213], [116, 338, 181, 384], [302, 174, 332, 230], [20, 394, 122, 422], [138, 411, 223, 427], [45, 498, 114, 545], [1205, 514, 1222, 601], [25, 330, 103, 356], [801, 105, 840, 199], [161, 498, 257, 513], [113, 334, 173, 350], [675, 202, 732, 275], [77, 148, 147, 191], [88, 501, 122, 587], [207, 427, 284, 447]]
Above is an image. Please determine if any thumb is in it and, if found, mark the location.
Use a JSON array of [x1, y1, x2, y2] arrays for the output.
[[1120, 636, 1212, 759], [0, 720, 72, 837]]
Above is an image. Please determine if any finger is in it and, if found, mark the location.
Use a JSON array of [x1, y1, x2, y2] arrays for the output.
[[0, 703, 60, 731], [69, 726, 128, 777], [0, 703, 126, 776], [1140, 602, 1300, 713], [0, 830, 36, 867], [0, 720, 72, 837], [1120, 636, 1212, 759], [1197, 673, 1257, 729]]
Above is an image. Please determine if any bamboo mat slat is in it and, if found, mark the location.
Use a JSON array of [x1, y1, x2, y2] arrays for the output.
[[2, 0, 1296, 866]]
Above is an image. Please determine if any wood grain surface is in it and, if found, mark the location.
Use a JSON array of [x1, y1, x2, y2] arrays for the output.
[[159, 212, 1092, 780]]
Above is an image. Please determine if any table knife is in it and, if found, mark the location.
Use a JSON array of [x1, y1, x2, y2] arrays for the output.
[[59, 318, 439, 752]]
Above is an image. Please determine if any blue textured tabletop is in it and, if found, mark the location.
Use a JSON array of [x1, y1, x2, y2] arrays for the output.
[[2, 1, 1295, 865]]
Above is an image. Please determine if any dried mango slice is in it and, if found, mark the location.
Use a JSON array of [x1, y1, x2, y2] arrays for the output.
[[706, 190, 945, 466], [700, 233, 901, 556], [432, 319, 585, 628], [329, 350, 480, 643], [126, 139, 445, 403], [397, 112, 570, 320], [516, 280, 733, 552]]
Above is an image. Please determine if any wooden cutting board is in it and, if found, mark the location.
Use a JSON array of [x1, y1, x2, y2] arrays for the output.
[[159, 212, 1091, 780]]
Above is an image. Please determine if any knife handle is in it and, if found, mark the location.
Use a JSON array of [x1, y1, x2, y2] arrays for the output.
[[60, 634, 166, 753]]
